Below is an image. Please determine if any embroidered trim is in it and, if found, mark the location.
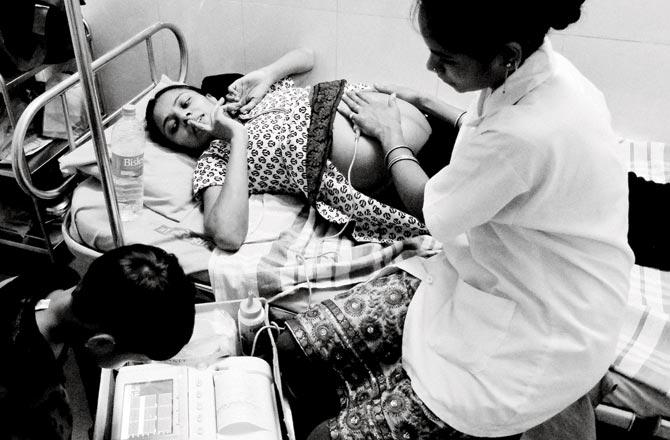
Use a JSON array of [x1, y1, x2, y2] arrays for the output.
[[306, 79, 347, 204]]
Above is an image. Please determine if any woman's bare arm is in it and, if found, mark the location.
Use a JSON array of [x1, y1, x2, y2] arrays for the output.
[[227, 48, 315, 114], [374, 84, 466, 127], [190, 101, 250, 251], [341, 91, 429, 220], [201, 132, 249, 251], [379, 129, 428, 220], [261, 47, 315, 83], [417, 94, 466, 127]]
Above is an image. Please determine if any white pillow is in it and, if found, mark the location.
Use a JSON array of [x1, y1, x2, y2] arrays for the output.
[[60, 75, 199, 222], [134, 74, 180, 123]]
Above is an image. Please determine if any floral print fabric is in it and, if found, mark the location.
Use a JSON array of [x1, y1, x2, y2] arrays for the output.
[[192, 78, 428, 243], [286, 271, 470, 439]]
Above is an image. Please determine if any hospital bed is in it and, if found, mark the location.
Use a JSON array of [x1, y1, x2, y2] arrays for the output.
[[10, 21, 670, 439]]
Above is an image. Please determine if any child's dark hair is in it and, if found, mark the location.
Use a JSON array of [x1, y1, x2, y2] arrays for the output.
[[71, 244, 196, 360], [412, 0, 585, 62], [144, 84, 206, 151]]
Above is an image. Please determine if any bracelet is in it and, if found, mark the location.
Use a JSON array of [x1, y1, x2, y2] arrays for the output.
[[387, 154, 420, 171], [384, 145, 414, 167], [455, 111, 467, 127]]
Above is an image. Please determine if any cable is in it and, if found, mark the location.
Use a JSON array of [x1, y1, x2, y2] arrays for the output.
[[284, 125, 361, 310], [238, 107, 289, 121], [221, 106, 359, 440], [245, 297, 296, 440], [247, 194, 266, 237], [250, 322, 284, 358], [239, 108, 362, 312], [320, 126, 360, 241], [249, 129, 361, 437], [296, 92, 396, 310]]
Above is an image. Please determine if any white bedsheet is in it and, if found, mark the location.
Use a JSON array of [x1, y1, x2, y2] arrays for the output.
[[69, 176, 304, 276]]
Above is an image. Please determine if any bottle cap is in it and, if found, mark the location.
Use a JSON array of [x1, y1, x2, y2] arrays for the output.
[[121, 104, 137, 117], [239, 292, 262, 320]]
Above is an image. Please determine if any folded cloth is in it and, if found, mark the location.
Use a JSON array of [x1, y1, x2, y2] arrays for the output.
[[612, 264, 670, 399], [208, 201, 441, 313]]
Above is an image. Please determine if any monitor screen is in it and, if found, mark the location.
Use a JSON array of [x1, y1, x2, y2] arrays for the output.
[[120, 379, 173, 439]]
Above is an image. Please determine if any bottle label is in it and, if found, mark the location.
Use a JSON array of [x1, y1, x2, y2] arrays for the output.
[[112, 153, 144, 177]]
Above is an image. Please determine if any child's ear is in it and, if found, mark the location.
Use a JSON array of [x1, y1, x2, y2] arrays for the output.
[[84, 333, 116, 357]]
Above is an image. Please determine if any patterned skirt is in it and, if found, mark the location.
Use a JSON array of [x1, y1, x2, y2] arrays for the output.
[[285, 270, 469, 440]]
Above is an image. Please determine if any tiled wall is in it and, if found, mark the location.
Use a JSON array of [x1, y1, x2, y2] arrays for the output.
[[553, 0, 670, 143], [83, 0, 670, 142]]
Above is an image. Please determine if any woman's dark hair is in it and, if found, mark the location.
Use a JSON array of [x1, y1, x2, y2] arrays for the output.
[[71, 244, 196, 360], [144, 84, 206, 152], [412, 0, 586, 61]]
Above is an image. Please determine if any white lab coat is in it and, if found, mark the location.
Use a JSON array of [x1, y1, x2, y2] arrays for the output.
[[398, 40, 634, 437]]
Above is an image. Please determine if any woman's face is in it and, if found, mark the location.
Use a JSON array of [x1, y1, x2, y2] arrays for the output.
[[152, 88, 217, 150], [419, 17, 498, 93]]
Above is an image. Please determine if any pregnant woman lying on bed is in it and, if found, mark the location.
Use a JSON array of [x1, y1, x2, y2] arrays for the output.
[[146, 48, 463, 250]]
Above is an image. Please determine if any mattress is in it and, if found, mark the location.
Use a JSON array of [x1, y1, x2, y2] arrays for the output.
[[68, 177, 305, 277]]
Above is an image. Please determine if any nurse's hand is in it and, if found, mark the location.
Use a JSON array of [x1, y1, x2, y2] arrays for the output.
[[225, 69, 273, 115], [189, 99, 247, 142], [373, 83, 424, 109], [340, 90, 404, 147]]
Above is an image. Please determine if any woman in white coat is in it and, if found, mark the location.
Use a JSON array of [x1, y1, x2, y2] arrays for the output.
[[275, 1, 634, 439]]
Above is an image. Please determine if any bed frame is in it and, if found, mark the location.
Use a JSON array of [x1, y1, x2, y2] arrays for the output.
[[10, 21, 187, 253], [9, 19, 669, 440], [10, 19, 214, 297]]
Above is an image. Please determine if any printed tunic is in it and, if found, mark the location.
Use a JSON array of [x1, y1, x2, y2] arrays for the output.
[[192, 78, 428, 243]]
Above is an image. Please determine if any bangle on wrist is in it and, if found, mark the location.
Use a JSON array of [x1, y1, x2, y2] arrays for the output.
[[455, 111, 467, 127], [387, 154, 419, 171], [384, 145, 414, 167]]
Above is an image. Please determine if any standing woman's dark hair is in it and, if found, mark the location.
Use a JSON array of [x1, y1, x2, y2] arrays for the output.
[[413, 0, 586, 62]]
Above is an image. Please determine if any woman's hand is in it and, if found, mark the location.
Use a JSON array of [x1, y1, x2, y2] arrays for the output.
[[373, 83, 424, 109], [339, 90, 404, 148], [225, 70, 274, 115], [190, 98, 247, 141], [376, 83, 465, 125]]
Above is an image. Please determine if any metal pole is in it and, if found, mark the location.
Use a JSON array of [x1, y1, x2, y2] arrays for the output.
[[0, 73, 17, 127], [63, 0, 124, 247]]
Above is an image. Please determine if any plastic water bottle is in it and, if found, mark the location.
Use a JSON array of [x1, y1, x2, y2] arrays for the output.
[[111, 104, 144, 221], [237, 292, 265, 355]]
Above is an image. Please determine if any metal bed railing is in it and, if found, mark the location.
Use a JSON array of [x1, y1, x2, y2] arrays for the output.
[[10, 18, 188, 250]]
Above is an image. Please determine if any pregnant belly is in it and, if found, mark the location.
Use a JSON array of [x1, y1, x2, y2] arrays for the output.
[[330, 91, 431, 193]]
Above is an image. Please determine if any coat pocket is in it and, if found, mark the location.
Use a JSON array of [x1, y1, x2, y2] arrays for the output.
[[429, 280, 516, 373]]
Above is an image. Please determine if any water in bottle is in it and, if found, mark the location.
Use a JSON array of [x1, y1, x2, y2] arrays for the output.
[[111, 104, 144, 221]]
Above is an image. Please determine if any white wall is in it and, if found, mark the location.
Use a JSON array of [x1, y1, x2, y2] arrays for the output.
[[553, 0, 670, 143], [83, 0, 670, 143]]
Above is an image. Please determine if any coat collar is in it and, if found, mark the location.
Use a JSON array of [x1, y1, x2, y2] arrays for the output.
[[464, 38, 556, 126]]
